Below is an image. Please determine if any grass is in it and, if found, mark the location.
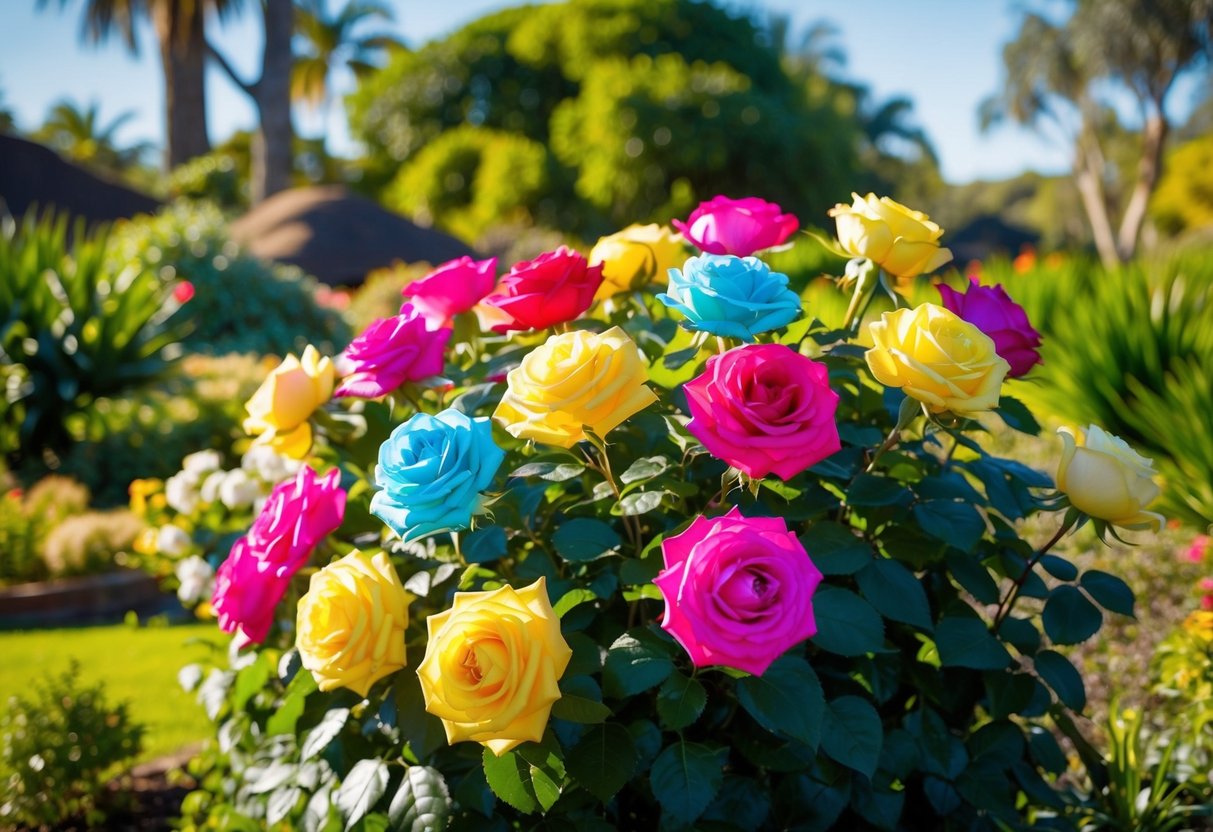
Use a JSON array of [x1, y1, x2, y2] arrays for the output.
[[0, 621, 223, 763]]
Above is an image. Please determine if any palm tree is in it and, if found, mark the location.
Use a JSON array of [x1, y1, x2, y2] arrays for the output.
[[292, 0, 400, 154], [36, 0, 242, 169], [33, 99, 151, 173]]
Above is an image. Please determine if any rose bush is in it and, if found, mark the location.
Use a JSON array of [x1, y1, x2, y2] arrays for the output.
[[171, 193, 1159, 832]]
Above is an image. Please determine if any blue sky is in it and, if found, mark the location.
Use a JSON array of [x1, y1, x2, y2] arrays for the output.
[[0, 0, 1205, 183]]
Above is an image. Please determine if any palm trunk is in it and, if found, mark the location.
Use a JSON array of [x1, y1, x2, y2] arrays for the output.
[[1115, 112, 1167, 261], [251, 0, 294, 202], [152, 2, 211, 170], [1071, 133, 1121, 268]]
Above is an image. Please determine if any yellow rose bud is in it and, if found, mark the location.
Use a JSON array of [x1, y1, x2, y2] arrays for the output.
[[296, 550, 412, 697], [590, 223, 688, 300], [1056, 425, 1163, 531], [243, 345, 335, 459], [829, 192, 953, 282], [417, 577, 572, 756], [866, 303, 1009, 416], [493, 326, 658, 448]]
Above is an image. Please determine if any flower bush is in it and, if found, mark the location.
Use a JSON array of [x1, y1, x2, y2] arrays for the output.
[[173, 193, 1160, 831]]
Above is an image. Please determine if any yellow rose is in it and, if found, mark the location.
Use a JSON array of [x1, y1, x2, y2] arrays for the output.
[[1183, 610, 1213, 642], [590, 223, 688, 299], [1056, 425, 1163, 531], [866, 304, 1009, 415], [243, 345, 335, 459], [493, 326, 658, 448], [417, 577, 572, 755], [296, 550, 412, 697], [829, 192, 953, 282]]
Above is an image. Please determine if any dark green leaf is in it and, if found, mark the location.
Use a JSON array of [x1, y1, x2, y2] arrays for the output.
[[1034, 650, 1086, 710], [461, 526, 506, 564], [996, 396, 1041, 435], [1038, 554, 1078, 581], [1080, 570, 1135, 617], [550, 694, 611, 724], [1042, 585, 1102, 645], [855, 559, 932, 629], [614, 490, 664, 516], [736, 655, 824, 750], [482, 745, 562, 815], [934, 617, 1011, 670], [808, 587, 885, 656], [566, 723, 635, 802], [509, 461, 585, 481], [946, 552, 1000, 604], [996, 617, 1041, 655], [551, 518, 622, 562], [913, 501, 986, 551], [388, 766, 451, 832], [657, 672, 707, 730], [916, 472, 984, 504], [337, 759, 389, 830], [663, 345, 700, 370], [821, 696, 883, 777], [802, 522, 872, 575], [847, 474, 911, 507], [649, 741, 726, 824], [603, 629, 674, 697]]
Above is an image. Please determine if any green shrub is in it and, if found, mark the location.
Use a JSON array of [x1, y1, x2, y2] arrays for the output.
[[40, 509, 142, 577], [107, 202, 350, 357], [0, 476, 91, 584], [0, 211, 187, 466], [0, 661, 144, 829], [167, 152, 248, 213]]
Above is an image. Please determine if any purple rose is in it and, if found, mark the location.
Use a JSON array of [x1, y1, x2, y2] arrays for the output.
[[937, 278, 1042, 377]]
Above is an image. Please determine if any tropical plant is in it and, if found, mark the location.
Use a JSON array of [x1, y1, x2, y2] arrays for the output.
[[31, 98, 150, 174]]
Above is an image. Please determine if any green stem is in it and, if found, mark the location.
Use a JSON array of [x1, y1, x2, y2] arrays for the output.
[[864, 396, 921, 474], [991, 515, 1078, 630], [584, 435, 642, 555]]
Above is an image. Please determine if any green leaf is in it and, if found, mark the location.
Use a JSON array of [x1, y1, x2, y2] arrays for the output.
[[620, 455, 669, 484], [736, 655, 824, 750], [614, 490, 664, 516], [984, 670, 1038, 719], [946, 552, 1000, 605], [1080, 570, 1135, 617], [482, 744, 563, 814], [808, 587, 885, 656], [855, 559, 932, 629], [461, 526, 506, 564], [553, 587, 598, 618], [301, 707, 350, 761], [551, 518, 622, 562], [550, 694, 611, 724], [996, 616, 1041, 655], [802, 522, 871, 575], [1034, 650, 1086, 710], [231, 654, 271, 712], [913, 501, 985, 551], [1038, 554, 1077, 581], [996, 396, 1041, 435], [934, 617, 1011, 670], [566, 723, 635, 802], [337, 759, 389, 830], [847, 474, 911, 507], [603, 629, 675, 698], [388, 766, 451, 832], [1042, 585, 1102, 645], [821, 696, 883, 777], [509, 461, 586, 481], [267, 786, 303, 826], [649, 741, 726, 825], [266, 670, 317, 736], [656, 672, 707, 731]]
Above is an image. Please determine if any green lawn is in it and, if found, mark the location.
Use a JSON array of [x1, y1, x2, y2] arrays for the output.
[[0, 622, 223, 762]]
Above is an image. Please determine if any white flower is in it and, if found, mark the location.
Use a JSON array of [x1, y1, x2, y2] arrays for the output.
[[182, 450, 223, 475], [199, 470, 226, 504], [157, 524, 191, 557], [176, 556, 214, 605], [165, 471, 201, 514], [219, 469, 260, 510], [241, 444, 300, 484]]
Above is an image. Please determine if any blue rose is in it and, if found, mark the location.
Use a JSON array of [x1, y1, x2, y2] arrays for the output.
[[371, 408, 505, 541], [657, 254, 802, 341]]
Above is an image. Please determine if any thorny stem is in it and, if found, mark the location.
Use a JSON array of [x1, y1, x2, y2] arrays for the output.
[[583, 436, 643, 554], [991, 516, 1078, 630]]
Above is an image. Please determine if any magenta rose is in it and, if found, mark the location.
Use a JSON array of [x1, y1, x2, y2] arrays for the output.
[[684, 344, 840, 480], [673, 195, 799, 257], [335, 304, 451, 398], [401, 256, 498, 328], [654, 508, 823, 676], [479, 247, 604, 333], [211, 465, 346, 644], [937, 278, 1042, 377]]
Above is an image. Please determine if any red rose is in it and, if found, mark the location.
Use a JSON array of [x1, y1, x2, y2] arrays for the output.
[[479, 247, 603, 333]]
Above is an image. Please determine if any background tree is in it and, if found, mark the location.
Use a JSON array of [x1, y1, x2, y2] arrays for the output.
[[983, 0, 1213, 265], [32, 99, 150, 175], [292, 0, 400, 156], [36, 0, 241, 169]]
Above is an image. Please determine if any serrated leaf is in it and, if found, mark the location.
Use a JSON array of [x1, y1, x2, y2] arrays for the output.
[[656, 672, 707, 730], [996, 396, 1040, 435], [649, 741, 726, 825], [1079, 570, 1135, 617], [552, 518, 622, 562], [808, 586, 885, 656], [736, 655, 824, 750], [855, 558, 932, 629], [388, 766, 451, 832], [802, 522, 871, 575], [620, 455, 669, 484], [461, 526, 506, 564], [337, 759, 389, 830], [913, 501, 986, 551], [603, 629, 674, 697], [553, 587, 597, 618], [301, 708, 350, 761], [847, 474, 911, 507], [821, 696, 883, 777], [509, 461, 585, 481], [615, 490, 664, 516], [482, 745, 562, 814], [567, 722, 635, 801], [934, 617, 1011, 670], [550, 694, 611, 724]]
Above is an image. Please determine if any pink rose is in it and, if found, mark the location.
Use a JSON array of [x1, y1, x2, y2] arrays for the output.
[[684, 344, 840, 480], [937, 278, 1043, 377], [335, 304, 451, 399], [480, 247, 603, 333], [654, 508, 823, 676], [211, 465, 346, 644], [401, 256, 498, 328], [673, 195, 799, 257], [1186, 535, 1210, 563]]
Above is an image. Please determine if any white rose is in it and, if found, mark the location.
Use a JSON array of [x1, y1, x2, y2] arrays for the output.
[[176, 556, 215, 605], [157, 524, 191, 557], [165, 471, 201, 514], [219, 469, 260, 510], [199, 470, 226, 504], [241, 445, 299, 484], [182, 450, 223, 475]]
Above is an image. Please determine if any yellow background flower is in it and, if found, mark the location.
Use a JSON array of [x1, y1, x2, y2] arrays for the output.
[[243, 345, 335, 458], [1057, 425, 1163, 530], [417, 577, 572, 756], [296, 550, 412, 697], [830, 192, 953, 282], [493, 327, 657, 448], [590, 223, 687, 299], [866, 303, 1009, 415]]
